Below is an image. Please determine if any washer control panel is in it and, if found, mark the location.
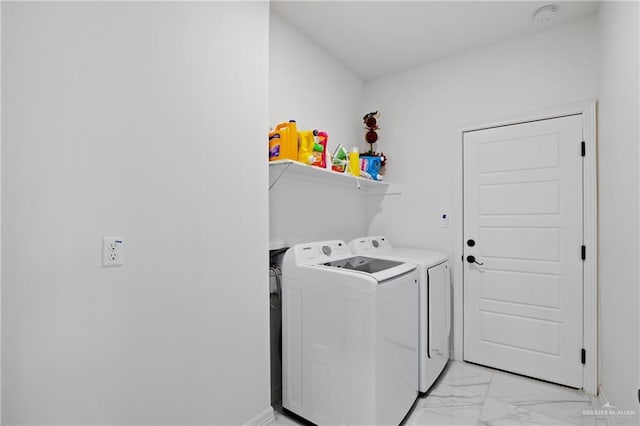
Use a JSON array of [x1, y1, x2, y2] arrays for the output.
[[348, 235, 392, 255], [296, 240, 350, 264]]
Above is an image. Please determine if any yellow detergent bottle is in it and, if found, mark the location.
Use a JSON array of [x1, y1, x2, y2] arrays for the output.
[[349, 147, 360, 177], [269, 120, 298, 161], [297, 130, 316, 165]]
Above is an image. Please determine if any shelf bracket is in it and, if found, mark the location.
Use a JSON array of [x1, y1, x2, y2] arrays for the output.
[[269, 162, 293, 190]]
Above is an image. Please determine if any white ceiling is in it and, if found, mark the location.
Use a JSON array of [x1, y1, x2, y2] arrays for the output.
[[271, 1, 600, 82]]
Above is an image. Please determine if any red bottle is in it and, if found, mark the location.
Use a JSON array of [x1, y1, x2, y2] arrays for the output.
[[315, 131, 328, 169]]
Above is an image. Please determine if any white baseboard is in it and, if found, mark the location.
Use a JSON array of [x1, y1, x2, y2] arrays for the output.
[[244, 406, 276, 426]]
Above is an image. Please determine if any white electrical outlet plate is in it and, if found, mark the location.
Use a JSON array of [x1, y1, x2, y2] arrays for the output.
[[103, 236, 124, 267]]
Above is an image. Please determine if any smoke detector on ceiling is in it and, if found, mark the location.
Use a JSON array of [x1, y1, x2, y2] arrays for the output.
[[533, 5, 557, 24]]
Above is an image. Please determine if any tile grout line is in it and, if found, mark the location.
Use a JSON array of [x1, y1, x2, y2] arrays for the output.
[[475, 369, 495, 426]]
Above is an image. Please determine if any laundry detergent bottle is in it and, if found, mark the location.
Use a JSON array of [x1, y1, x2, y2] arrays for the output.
[[316, 131, 328, 169], [269, 120, 298, 161], [297, 130, 316, 165], [348, 147, 360, 177]]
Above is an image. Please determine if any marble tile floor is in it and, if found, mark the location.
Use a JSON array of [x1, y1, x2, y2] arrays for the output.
[[272, 361, 612, 426]]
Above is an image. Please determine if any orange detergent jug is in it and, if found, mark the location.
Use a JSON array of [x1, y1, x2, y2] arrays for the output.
[[269, 120, 298, 161]]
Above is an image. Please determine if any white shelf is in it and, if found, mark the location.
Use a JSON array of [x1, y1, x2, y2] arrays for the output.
[[269, 160, 401, 195]]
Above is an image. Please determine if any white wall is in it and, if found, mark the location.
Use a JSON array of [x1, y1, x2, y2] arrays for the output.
[[2, 3, 270, 424], [269, 11, 369, 247], [363, 18, 599, 358], [269, 12, 365, 157], [597, 1, 639, 419], [0, 3, 3, 421]]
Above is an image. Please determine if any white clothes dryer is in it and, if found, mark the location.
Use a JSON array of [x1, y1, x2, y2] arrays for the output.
[[349, 236, 451, 393], [282, 240, 419, 425]]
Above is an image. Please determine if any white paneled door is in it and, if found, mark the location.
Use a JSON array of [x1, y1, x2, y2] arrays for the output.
[[463, 115, 584, 388]]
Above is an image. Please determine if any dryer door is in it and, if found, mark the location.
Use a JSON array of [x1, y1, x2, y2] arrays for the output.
[[428, 262, 451, 358]]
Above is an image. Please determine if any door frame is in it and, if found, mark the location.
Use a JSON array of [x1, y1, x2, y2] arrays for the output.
[[452, 100, 597, 395]]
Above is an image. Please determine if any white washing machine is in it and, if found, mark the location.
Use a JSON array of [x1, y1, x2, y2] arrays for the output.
[[282, 240, 419, 425], [349, 236, 451, 393]]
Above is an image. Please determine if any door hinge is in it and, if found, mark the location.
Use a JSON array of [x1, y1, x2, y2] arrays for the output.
[[581, 348, 586, 364], [581, 245, 586, 261], [581, 141, 586, 157]]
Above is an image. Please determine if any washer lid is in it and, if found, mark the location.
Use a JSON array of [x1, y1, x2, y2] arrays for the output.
[[322, 256, 405, 274], [385, 248, 448, 267]]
